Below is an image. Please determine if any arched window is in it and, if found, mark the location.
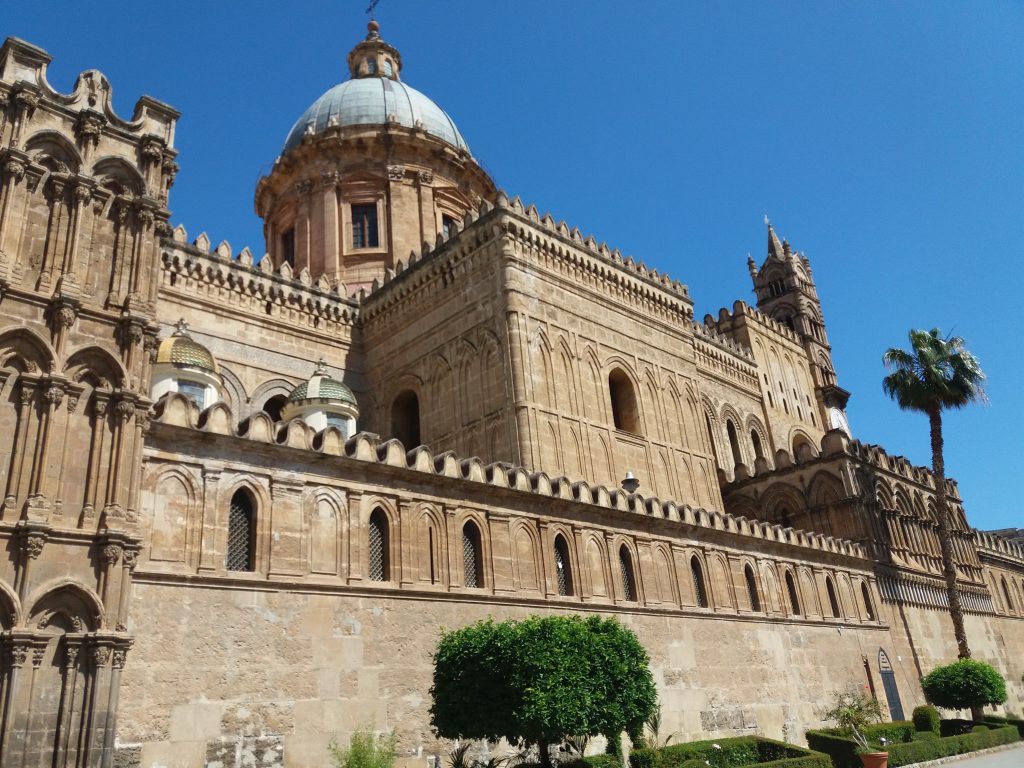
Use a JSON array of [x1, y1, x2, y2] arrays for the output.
[[553, 534, 573, 596], [1002, 577, 1015, 614], [608, 369, 640, 434], [462, 521, 483, 589], [691, 555, 709, 608], [785, 571, 801, 615], [365, 57, 377, 74], [704, 415, 719, 464], [744, 564, 761, 612], [262, 394, 288, 422], [750, 430, 764, 462], [391, 390, 421, 448], [862, 582, 876, 621], [618, 545, 637, 602], [368, 509, 390, 582], [826, 576, 841, 618], [726, 420, 743, 469], [226, 489, 256, 572]]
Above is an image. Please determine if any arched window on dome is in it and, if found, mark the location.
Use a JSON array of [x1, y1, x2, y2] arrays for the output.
[[352, 203, 379, 249], [365, 57, 377, 75], [226, 489, 256, 572], [744, 564, 761, 612], [462, 521, 483, 589], [826, 576, 841, 618], [618, 545, 637, 602], [392, 390, 421, 448], [691, 555, 709, 608], [609, 369, 640, 434], [384, 58, 394, 77], [368, 509, 390, 582], [785, 570, 801, 616], [553, 534, 573, 597]]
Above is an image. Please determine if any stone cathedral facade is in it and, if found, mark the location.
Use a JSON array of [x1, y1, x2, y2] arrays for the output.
[[0, 23, 1021, 768]]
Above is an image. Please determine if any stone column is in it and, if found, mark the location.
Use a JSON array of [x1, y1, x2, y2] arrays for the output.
[[126, 408, 150, 521], [99, 645, 129, 768], [0, 155, 27, 253], [128, 204, 155, 304], [0, 643, 29, 761], [81, 391, 110, 525], [505, 311, 530, 466], [24, 380, 65, 521], [197, 466, 223, 572], [98, 543, 122, 623], [38, 175, 68, 292], [102, 396, 135, 522], [54, 640, 82, 765], [2, 378, 38, 518], [106, 201, 129, 306], [295, 179, 313, 270], [320, 172, 340, 279], [15, 529, 47, 603], [51, 385, 81, 519], [115, 549, 138, 630], [60, 180, 92, 280], [81, 644, 110, 762]]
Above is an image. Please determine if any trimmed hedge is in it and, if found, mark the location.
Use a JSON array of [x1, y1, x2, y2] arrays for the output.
[[806, 722, 1019, 768], [805, 722, 914, 768], [885, 724, 1018, 767], [629, 736, 829, 768], [985, 715, 1024, 738], [911, 705, 940, 734]]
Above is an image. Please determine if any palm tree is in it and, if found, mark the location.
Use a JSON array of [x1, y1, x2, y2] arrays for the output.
[[883, 328, 985, 661]]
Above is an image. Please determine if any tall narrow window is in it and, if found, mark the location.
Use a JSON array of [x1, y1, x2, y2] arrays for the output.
[[462, 522, 483, 588], [391, 390, 421, 448], [366, 57, 377, 75], [744, 564, 761, 612], [726, 420, 743, 468], [1002, 577, 1015, 614], [705, 416, 719, 464], [262, 394, 288, 422], [226, 490, 256, 572], [383, 58, 394, 76], [608, 369, 640, 433], [826, 576, 841, 618], [442, 214, 457, 239], [352, 203, 379, 249], [785, 571, 801, 615], [750, 430, 764, 462], [691, 555, 709, 608], [862, 582, 876, 621], [368, 509, 389, 582], [619, 545, 637, 602], [553, 535, 573, 596], [280, 227, 295, 267]]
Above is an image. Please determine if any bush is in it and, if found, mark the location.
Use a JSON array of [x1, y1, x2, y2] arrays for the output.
[[970, 725, 989, 734], [328, 726, 397, 768], [985, 715, 1024, 738], [807, 723, 1019, 768], [629, 736, 827, 768], [912, 705, 940, 734], [921, 659, 1008, 713]]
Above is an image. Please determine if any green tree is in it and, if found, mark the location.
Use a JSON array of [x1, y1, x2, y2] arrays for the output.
[[883, 329, 985, 662], [921, 659, 1007, 717], [430, 615, 657, 768], [329, 726, 398, 768]]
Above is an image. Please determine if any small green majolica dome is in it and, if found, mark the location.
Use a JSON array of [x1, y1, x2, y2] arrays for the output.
[[287, 361, 357, 406], [156, 319, 218, 373]]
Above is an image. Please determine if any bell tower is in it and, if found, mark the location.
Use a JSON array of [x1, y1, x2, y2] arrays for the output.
[[748, 223, 851, 434]]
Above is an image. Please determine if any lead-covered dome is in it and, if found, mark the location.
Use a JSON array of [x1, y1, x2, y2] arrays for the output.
[[282, 21, 470, 155], [284, 79, 469, 154]]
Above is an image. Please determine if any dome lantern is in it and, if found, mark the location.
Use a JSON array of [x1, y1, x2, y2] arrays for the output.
[[151, 319, 223, 410], [347, 20, 402, 81], [283, 359, 359, 438]]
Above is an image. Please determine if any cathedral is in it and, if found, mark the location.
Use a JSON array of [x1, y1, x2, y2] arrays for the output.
[[0, 22, 1021, 768]]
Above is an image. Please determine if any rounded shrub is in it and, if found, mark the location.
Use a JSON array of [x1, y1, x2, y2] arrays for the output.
[[912, 704, 941, 734], [921, 659, 1007, 712]]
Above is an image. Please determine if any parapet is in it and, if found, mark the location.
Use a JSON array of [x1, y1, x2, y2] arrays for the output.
[[151, 391, 870, 562]]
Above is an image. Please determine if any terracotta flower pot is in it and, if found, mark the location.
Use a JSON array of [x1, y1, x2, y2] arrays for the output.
[[859, 752, 888, 768]]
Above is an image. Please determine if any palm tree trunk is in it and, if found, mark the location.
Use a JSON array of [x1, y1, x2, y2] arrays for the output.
[[928, 409, 977, 695]]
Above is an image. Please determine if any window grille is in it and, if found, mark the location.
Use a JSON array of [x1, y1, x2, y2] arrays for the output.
[[619, 546, 636, 602], [553, 537, 571, 596], [786, 571, 801, 615], [745, 565, 761, 612], [826, 577, 841, 617], [352, 203, 379, 249], [691, 556, 709, 607], [226, 492, 254, 572], [463, 524, 480, 588], [368, 511, 387, 581]]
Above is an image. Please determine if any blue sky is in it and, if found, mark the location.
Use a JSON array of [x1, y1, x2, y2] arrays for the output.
[[6, 1, 1021, 530]]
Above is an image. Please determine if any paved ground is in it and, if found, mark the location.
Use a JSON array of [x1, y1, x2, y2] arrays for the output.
[[926, 744, 1024, 767]]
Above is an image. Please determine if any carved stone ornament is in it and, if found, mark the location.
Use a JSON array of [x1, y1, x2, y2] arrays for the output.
[[72, 182, 93, 205], [31, 646, 46, 668], [3, 157, 27, 182], [295, 179, 314, 196], [14, 86, 40, 114], [134, 206, 155, 228], [122, 548, 139, 570], [44, 385, 65, 408], [102, 543, 122, 566], [55, 305, 78, 330], [74, 110, 106, 146], [64, 645, 79, 666], [154, 219, 173, 237], [91, 646, 111, 667], [112, 648, 128, 669], [24, 532, 47, 559], [320, 170, 340, 187], [417, 170, 434, 184], [9, 645, 29, 667], [18, 384, 37, 407], [141, 137, 164, 163], [114, 399, 135, 423], [387, 165, 405, 181]]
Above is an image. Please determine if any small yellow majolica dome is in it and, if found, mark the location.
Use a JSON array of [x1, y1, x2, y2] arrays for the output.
[[155, 319, 218, 373]]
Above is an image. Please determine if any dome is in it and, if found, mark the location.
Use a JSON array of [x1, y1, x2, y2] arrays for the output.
[[156, 320, 217, 373], [288, 364, 357, 407], [283, 78, 470, 155]]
